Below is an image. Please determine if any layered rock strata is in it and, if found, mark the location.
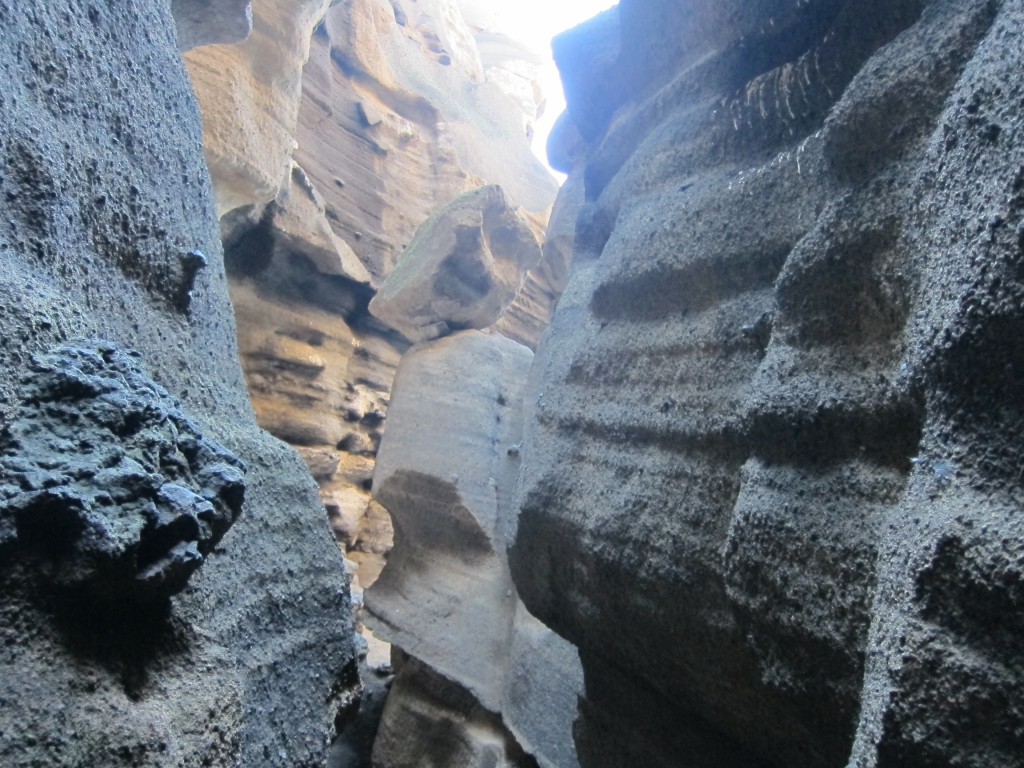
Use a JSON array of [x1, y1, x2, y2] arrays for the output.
[[511, 1, 1024, 767], [0, 2, 357, 766], [367, 330, 582, 768], [185, 0, 565, 596]]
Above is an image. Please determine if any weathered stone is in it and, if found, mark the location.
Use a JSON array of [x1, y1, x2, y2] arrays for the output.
[[371, 654, 537, 768], [0, 342, 245, 601], [369, 186, 543, 341], [184, 0, 331, 215], [367, 330, 582, 768], [0, 3, 357, 765], [294, 0, 557, 285], [511, 1, 1024, 767]]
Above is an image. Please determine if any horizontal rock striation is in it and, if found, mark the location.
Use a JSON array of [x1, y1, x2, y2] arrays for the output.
[[511, 0, 1024, 766], [187, 0, 567, 599]]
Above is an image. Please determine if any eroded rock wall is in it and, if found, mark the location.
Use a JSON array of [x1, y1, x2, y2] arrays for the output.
[[366, 330, 582, 768], [511, 1, 1024, 767], [184, 0, 565, 597], [0, 2, 357, 766]]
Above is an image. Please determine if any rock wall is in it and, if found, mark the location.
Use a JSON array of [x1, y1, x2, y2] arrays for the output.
[[184, 0, 565, 605], [366, 330, 582, 768], [511, 1, 1024, 767], [181, 1, 576, 764], [0, 2, 357, 766]]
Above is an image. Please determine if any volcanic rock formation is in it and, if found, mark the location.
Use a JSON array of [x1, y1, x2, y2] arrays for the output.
[[510, 1, 1024, 767], [0, 1, 358, 766]]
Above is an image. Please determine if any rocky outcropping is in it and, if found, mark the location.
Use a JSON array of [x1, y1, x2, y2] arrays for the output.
[[511, 1, 1024, 767], [0, 3, 357, 766], [366, 330, 582, 768], [369, 186, 543, 342], [0, 342, 246, 602]]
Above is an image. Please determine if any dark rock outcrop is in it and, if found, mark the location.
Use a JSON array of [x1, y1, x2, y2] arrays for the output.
[[512, 1, 1024, 767], [0, 2, 357, 766], [0, 341, 245, 602]]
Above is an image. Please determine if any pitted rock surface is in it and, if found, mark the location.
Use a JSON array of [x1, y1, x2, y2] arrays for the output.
[[510, 1, 1024, 767], [0, 342, 245, 601]]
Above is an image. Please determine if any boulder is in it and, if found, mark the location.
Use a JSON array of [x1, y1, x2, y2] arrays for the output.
[[369, 186, 542, 342], [0, 342, 246, 602]]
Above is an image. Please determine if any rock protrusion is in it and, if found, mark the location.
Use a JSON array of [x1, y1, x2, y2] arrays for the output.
[[0, 342, 246, 602], [368, 186, 542, 342], [366, 330, 582, 768]]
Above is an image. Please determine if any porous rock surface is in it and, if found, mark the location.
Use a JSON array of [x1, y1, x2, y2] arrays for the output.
[[0, 3, 357, 766], [0, 342, 246, 602], [511, 1, 1024, 767], [367, 330, 582, 768]]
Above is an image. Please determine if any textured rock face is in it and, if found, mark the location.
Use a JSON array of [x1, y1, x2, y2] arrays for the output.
[[184, 0, 331, 215], [369, 186, 543, 342], [292, 0, 563, 348], [0, 3, 356, 766], [191, 0, 565, 603], [367, 331, 582, 768], [0, 342, 246, 602], [511, 1, 1024, 767]]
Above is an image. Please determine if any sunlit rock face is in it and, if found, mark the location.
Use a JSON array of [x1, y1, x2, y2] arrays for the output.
[[0, 3, 358, 766], [187, 0, 568, 603], [369, 186, 543, 342], [184, 0, 331, 215], [512, 0, 1024, 766]]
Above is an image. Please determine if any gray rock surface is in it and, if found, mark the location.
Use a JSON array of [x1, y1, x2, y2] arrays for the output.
[[511, 1, 1024, 767], [0, 341, 246, 601], [367, 330, 582, 768], [0, 3, 357, 766]]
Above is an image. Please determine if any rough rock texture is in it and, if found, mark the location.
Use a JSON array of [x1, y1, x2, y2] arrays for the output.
[[511, 1, 1024, 767], [367, 331, 582, 768], [0, 342, 246, 602], [369, 185, 543, 342], [0, 3, 357, 766], [184, 0, 331, 215]]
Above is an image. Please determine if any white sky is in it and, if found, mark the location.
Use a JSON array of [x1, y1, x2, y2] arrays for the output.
[[469, 0, 617, 174]]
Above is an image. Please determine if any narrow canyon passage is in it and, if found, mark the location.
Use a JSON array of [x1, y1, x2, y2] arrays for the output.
[[0, 1, 1023, 767]]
